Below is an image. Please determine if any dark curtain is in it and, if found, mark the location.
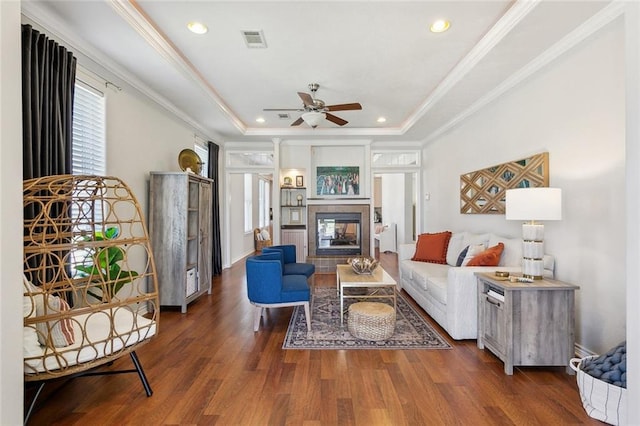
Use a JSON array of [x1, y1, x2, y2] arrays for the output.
[[21, 24, 76, 287], [22, 24, 76, 180], [208, 142, 222, 275]]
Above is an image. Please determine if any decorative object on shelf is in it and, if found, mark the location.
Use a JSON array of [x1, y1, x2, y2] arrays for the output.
[[283, 176, 293, 186], [296, 175, 304, 187], [316, 166, 360, 196], [506, 187, 562, 280], [296, 194, 303, 206], [347, 256, 379, 275], [460, 152, 549, 214], [178, 148, 203, 174], [289, 208, 302, 224]]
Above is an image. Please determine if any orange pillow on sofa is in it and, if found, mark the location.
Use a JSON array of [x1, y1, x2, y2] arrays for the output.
[[411, 231, 452, 264], [466, 242, 504, 266]]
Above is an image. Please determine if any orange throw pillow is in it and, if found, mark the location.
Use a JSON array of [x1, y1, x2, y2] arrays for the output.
[[466, 242, 504, 267], [411, 231, 452, 264]]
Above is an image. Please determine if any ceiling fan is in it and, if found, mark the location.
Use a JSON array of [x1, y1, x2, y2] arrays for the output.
[[263, 83, 362, 128]]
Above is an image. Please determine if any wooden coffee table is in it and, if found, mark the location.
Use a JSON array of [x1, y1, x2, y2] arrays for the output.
[[336, 264, 397, 325]]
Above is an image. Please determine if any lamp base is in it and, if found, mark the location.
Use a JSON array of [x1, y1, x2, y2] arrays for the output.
[[522, 258, 544, 280]]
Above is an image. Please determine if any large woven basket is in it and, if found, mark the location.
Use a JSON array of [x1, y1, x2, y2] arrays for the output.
[[348, 302, 395, 341], [570, 357, 627, 425]]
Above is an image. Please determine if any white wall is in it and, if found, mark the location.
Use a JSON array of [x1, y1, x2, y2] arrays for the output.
[[625, 2, 640, 423], [0, 2, 25, 423], [423, 21, 625, 354]]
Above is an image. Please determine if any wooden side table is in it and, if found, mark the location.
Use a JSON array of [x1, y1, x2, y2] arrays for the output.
[[476, 272, 579, 375]]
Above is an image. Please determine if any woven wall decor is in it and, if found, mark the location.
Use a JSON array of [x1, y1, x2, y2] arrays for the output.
[[460, 152, 549, 214]]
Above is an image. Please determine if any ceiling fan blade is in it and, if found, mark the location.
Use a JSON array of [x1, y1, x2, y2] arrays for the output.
[[297, 92, 315, 107], [263, 108, 303, 111], [290, 117, 304, 126], [325, 102, 362, 112], [325, 113, 348, 126]]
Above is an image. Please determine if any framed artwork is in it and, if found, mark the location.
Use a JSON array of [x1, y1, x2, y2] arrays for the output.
[[296, 175, 304, 187], [289, 208, 302, 224], [316, 166, 359, 196], [460, 152, 549, 214]]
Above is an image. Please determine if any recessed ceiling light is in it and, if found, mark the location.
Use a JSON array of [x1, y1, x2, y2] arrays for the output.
[[187, 22, 208, 35], [377, 117, 387, 123], [430, 20, 450, 33], [256, 117, 265, 124]]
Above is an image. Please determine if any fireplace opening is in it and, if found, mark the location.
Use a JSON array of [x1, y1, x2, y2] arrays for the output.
[[316, 212, 361, 256]]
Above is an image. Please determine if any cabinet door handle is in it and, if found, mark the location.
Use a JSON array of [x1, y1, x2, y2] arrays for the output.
[[486, 297, 502, 307]]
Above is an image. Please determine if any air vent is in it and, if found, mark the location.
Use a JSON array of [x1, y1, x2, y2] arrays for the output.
[[241, 30, 267, 48], [278, 113, 290, 119]]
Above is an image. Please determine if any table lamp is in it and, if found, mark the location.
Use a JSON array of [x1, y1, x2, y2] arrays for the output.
[[505, 187, 562, 279]]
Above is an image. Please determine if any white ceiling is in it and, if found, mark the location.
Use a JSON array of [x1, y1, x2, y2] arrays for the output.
[[21, 0, 614, 143]]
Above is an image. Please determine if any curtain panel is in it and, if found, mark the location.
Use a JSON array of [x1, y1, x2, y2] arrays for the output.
[[22, 24, 76, 180], [208, 142, 222, 275]]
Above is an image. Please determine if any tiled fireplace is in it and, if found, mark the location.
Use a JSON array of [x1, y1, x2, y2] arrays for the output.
[[308, 204, 370, 273]]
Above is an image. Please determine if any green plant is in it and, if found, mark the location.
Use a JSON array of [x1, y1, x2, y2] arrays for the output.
[[76, 227, 138, 302]]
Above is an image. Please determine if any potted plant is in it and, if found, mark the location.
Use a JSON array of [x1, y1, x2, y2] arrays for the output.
[[75, 227, 138, 302]]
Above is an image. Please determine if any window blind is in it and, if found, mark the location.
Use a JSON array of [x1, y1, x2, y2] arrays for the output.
[[72, 83, 106, 175]]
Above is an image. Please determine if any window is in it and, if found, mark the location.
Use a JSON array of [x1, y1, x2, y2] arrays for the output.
[[258, 179, 270, 228], [70, 81, 107, 277], [72, 82, 106, 175], [244, 174, 252, 233]]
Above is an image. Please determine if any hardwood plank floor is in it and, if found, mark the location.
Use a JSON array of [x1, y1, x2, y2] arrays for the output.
[[25, 252, 598, 425]]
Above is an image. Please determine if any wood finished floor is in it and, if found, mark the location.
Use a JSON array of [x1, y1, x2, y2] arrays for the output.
[[26, 252, 598, 425]]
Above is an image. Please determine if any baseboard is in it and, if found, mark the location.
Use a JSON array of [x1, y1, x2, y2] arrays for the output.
[[574, 342, 597, 359]]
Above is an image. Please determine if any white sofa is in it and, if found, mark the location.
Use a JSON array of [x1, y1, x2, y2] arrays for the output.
[[398, 231, 555, 340]]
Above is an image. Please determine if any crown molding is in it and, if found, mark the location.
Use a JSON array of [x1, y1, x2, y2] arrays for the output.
[[107, 0, 246, 134], [243, 126, 405, 137], [20, 1, 222, 141], [400, 0, 541, 133], [423, 0, 626, 145]]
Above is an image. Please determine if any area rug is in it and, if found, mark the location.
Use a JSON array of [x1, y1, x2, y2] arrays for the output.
[[283, 287, 452, 350]]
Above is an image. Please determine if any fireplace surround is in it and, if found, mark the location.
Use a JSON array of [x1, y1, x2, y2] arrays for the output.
[[308, 204, 370, 272]]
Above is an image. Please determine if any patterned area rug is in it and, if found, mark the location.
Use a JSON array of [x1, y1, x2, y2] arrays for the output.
[[283, 287, 452, 350]]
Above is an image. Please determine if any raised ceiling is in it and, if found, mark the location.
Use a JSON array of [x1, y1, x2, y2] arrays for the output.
[[21, 0, 616, 143]]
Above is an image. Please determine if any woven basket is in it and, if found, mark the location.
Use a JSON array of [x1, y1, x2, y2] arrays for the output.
[[348, 302, 395, 341], [570, 357, 627, 425]]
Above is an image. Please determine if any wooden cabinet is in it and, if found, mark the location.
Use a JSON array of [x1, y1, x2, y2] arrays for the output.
[[149, 172, 213, 313], [281, 228, 306, 261], [476, 273, 579, 375]]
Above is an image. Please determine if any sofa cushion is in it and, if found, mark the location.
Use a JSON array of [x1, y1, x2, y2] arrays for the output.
[[412, 231, 452, 264], [488, 235, 522, 267], [427, 275, 448, 305], [401, 260, 449, 291], [445, 232, 466, 266], [467, 242, 504, 266]]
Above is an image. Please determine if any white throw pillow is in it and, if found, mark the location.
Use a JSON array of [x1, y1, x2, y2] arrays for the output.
[[461, 243, 486, 266], [24, 276, 75, 348], [260, 229, 271, 241], [489, 235, 522, 267], [23, 277, 42, 357], [445, 232, 467, 266]]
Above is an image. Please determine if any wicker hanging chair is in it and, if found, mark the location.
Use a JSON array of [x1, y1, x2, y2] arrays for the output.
[[22, 175, 160, 412]]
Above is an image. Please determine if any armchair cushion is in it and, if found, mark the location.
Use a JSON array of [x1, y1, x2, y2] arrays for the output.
[[263, 245, 315, 278], [281, 275, 311, 303]]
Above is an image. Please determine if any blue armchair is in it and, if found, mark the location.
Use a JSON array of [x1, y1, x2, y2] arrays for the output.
[[262, 244, 315, 278], [246, 252, 311, 331]]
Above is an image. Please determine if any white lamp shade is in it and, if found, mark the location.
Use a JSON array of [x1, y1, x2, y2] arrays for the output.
[[505, 188, 562, 221], [301, 112, 326, 128]]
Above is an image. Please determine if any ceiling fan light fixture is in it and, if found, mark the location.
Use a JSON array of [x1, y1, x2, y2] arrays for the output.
[[187, 21, 208, 34], [302, 112, 326, 128], [430, 19, 450, 33]]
